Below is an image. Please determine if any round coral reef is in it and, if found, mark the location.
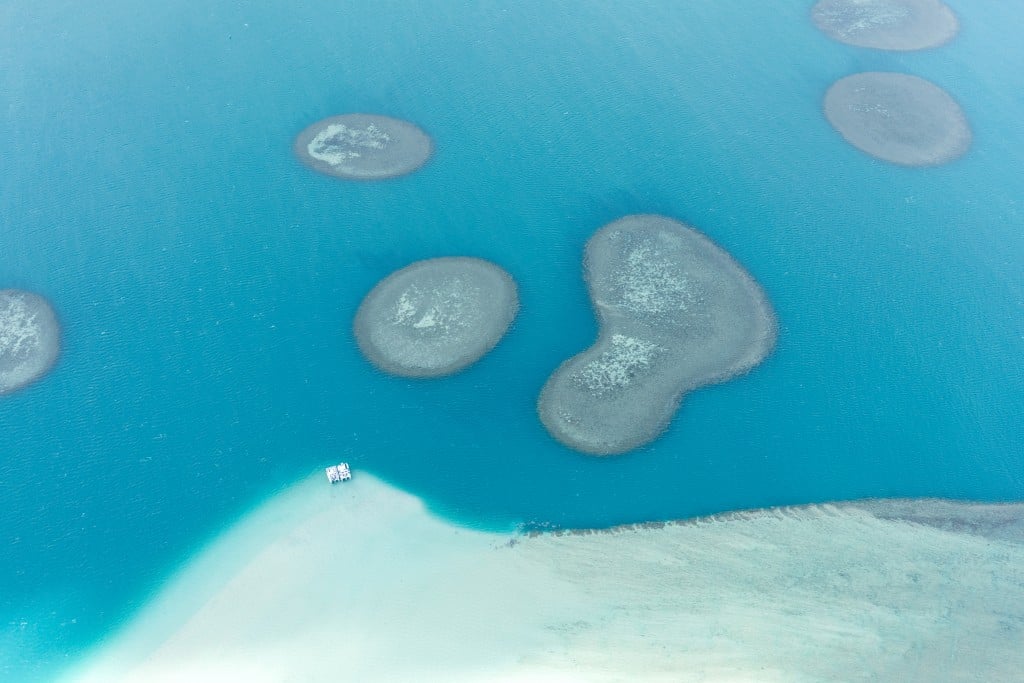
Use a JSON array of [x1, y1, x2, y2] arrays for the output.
[[354, 257, 519, 378], [294, 113, 433, 180], [0, 289, 61, 396], [824, 72, 971, 166], [812, 0, 958, 51]]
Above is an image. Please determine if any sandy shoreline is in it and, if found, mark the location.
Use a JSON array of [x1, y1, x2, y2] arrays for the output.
[[69, 474, 1024, 682]]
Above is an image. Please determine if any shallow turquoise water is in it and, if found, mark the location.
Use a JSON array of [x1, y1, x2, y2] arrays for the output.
[[1, 0, 1022, 678]]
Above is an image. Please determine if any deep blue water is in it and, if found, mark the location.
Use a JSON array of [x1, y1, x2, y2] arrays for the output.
[[1, 0, 1022, 678]]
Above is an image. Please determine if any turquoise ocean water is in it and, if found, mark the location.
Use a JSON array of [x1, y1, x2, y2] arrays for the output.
[[2, 0, 1022, 678]]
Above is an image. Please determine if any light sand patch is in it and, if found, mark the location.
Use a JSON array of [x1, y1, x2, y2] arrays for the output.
[[293, 113, 433, 180], [812, 0, 958, 51], [0, 289, 60, 395], [824, 71, 972, 166], [69, 475, 1024, 682]]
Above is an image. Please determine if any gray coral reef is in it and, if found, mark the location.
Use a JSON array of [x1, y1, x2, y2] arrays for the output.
[[538, 215, 776, 455], [354, 257, 518, 378], [0, 289, 60, 395]]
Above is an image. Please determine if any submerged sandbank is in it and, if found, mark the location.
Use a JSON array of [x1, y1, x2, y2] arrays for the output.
[[538, 215, 776, 455], [0, 289, 60, 395], [824, 72, 971, 166], [293, 114, 433, 180], [70, 474, 1024, 682], [811, 0, 959, 51], [354, 257, 519, 378]]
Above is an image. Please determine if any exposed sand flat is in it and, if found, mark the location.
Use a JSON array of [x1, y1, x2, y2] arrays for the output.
[[70, 475, 1024, 682], [0, 289, 60, 395], [354, 257, 519, 377], [293, 113, 433, 180], [812, 0, 958, 51], [824, 72, 972, 167]]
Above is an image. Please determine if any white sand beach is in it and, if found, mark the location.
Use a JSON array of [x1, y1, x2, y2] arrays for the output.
[[70, 474, 1024, 682]]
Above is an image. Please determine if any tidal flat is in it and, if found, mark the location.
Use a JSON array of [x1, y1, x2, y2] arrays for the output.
[[69, 474, 1024, 683]]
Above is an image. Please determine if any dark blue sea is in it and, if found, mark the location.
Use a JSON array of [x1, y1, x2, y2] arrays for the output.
[[2, 0, 1022, 679]]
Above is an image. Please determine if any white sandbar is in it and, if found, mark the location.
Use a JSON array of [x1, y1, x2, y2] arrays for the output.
[[0, 289, 61, 395], [812, 0, 958, 51], [69, 474, 1024, 682]]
